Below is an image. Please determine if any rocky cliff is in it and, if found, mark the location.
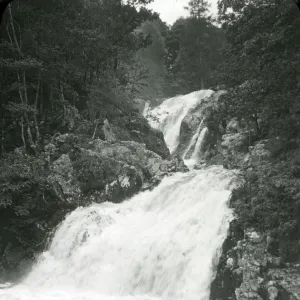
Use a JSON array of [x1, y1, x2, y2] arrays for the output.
[[206, 109, 300, 300]]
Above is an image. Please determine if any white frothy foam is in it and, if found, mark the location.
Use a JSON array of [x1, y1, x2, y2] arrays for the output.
[[0, 166, 234, 300], [146, 90, 213, 154]]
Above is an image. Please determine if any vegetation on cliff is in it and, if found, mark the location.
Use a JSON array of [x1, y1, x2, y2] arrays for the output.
[[211, 0, 300, 261]]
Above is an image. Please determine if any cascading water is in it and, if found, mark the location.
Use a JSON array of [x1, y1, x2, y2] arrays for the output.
[[147, 90, 213, 154], [182, 120, 204, 160], [142, 101, 150, 117], [0, 167, 234, 300], [0, 90, 235, 300], [184, 127, 209, 169], [147, 89, 225, 166]]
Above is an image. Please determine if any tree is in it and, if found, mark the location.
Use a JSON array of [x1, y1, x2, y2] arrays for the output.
[[165, 16, 224, 95], [0, 0, 156, 154], [186, 0, 210, 19], [217, 0, 300, 138], [135, 19, 169, 102]]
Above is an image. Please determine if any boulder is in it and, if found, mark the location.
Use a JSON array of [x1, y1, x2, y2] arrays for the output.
[[221, 132, 249, 169], [0, 131, 186, 283], [226, 118, 243, 134], [51, 137, 187, 204], [111, 113, 170, 159], [249, 142, 272, 166], [48, 154, 81, 203], [210, 220, 300, 300]]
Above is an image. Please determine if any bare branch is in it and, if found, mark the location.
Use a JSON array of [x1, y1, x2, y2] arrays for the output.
[[0, 0, 14, 25]]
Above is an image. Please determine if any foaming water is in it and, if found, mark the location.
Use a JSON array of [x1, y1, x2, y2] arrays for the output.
[[182, 120, 204, 160], [192, 127, 208, 160], [147, 90, 213, 154], [0, 166, 235, 300]]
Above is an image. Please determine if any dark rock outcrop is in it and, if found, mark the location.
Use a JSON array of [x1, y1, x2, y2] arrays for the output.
[[208, 130, 300, 300], [111, 113, 170, 159], [210, 223, 300, 300], [0, 117, 183, 282]]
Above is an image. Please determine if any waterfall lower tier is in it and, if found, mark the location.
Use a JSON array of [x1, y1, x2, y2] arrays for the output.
[[0, 166, 234, 300]]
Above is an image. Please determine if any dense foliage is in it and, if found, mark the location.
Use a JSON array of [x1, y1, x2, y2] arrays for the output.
[[217, 0, 300, 138], [135, 19, 169, 102], [215, 0, 300, 260], [164, 1, 224, 95], [0, 0, 157, 154], [0, 0, 162, 279]]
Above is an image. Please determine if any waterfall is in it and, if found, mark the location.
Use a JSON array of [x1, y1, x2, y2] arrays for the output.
[[184, 127, 209, 168], [182, 120, 204, 160], [142, 101, 150, 117], [0, 167, 234, 300], [0, 90, 234, 300], [146, 90, 213, 154]]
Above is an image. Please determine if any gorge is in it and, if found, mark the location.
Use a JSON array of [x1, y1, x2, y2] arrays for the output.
[[1, 1, 300, 299], [1, 87, 300, 300]]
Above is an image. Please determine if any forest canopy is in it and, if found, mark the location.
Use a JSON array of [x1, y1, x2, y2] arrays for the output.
[[0, 0, 224, 154]]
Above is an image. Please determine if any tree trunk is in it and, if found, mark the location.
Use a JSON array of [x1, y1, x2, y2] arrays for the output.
[[34, 77, 41, 143], [20, 116, 26, 150], [22, 71, 35, 149], [60, 83, 67, 128], [1, 116, 4, 154], [0, 0, 14, 25], [253, 112, 261, 137], [8, 3, 23, 57], [92, 119, 99, 140]]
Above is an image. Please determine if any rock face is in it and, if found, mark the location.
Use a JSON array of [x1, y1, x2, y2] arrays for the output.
[[210, 222, 300, 300], [220, 132, 249, 169], [111, 113, 170, 159], [176, 91, 225, 159], [0, 117, 184, 282], [208, 120, 299, 300], [50, 133, 186, 210]]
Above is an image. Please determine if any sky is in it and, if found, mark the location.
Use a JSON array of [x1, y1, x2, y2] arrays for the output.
[[147, 0, 218, 25]]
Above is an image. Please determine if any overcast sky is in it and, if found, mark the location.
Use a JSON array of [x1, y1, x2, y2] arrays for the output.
[[147, 0, 218, 25]]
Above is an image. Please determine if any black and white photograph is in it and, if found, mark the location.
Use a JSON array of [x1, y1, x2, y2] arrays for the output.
[[0, 0, 300, 299]]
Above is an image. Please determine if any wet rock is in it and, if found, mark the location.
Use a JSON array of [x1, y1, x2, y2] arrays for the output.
[[249, 142, 272, 166], [104, 165, 142, 203], [221, 133, 249, 169], [48, 154, 81, 203], [176, 91, 226, 159], [226, 118, 242, 134], [112, 113, 170, 159], [211, 220, 300, 300]]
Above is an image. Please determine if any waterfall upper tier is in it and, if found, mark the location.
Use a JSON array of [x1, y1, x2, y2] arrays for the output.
[[146, 90, 226, 167], [146, 90, 213, 155]]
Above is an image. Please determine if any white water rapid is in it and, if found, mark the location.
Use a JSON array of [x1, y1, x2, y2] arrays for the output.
[[147, 90, 213, 154], [0, 90, 235, 300]]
